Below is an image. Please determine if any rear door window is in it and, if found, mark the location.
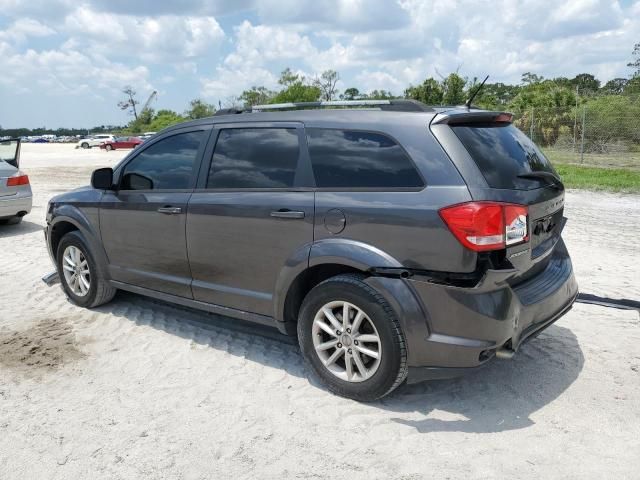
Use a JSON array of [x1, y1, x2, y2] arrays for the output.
[[451, 123, 557, 190], [306, 129, 424, 188], [207, 128, 299, 188]]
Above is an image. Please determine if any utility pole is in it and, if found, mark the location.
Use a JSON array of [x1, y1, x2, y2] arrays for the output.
[[530, 107, 534, 141], [573, 85, 579, 154], [580, 107, 586, 164]]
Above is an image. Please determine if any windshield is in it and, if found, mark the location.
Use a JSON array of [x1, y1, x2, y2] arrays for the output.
[[451, 123, 557, 190]]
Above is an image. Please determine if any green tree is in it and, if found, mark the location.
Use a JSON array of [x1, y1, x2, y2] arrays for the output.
[[601, 78, 628, 95], [341, 87, 360, 100], [278, 68, 301, 87], [571, 73, 600, 94], [148, 110, 186, 132], [314, 70, 340, 101], [185, 99, 215, 119], [118, 86, 139, 120], [628, 42, 640, 77], [582, 95, 640, 152], [366, 89, 396, 100], [521, 72, 544, 85], [271, 68, 321, 103], [239, 86, 275, 107], [442, 73, 467, 105], [510, 80, 577, 146], [404, 78, 443, 104], [271, 83, 321, 103]]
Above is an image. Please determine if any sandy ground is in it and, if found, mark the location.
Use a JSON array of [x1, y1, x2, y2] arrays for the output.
[[1, 144, 639, 479]]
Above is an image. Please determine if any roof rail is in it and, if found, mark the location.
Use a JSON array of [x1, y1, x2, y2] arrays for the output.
[[251, 99, 433, 113]]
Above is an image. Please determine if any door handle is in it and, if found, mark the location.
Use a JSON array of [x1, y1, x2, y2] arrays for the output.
[[157, 206, 182, 215], [270, 209, 305, 219]]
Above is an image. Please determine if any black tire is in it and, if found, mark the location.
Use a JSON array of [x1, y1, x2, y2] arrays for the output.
[[105, 144, 113, 151], [297, 274, 408, 401], [0, 216, 22, 225], [81, 142, 89, 149], [56, 231, 116, 308]]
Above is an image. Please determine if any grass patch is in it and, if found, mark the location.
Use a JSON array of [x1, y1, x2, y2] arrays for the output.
[[555, 164, 640, 193]]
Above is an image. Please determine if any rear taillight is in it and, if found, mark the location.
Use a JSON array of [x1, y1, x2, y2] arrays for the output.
[[6, 173, 29, 187], [439, 202, 528, 252]]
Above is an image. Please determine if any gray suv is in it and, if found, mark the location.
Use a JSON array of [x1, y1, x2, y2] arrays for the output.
[[44, 100, 578, 401]]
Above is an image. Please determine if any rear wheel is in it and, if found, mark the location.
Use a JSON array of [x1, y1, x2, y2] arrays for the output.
[[298, 274, 407, 401], [105, 144, 113, 151], [81, 142, 89, 149], [57, 231, 116, 308]]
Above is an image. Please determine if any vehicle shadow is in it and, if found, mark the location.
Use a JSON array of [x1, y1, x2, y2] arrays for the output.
[[95, 291, 308, 382], [97, 291, 583, 433], [0, 220, 42, 238], [381, 324, 584, 433]]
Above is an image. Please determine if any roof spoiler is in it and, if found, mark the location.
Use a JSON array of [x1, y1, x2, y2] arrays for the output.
[[432, 111, 513, 125]]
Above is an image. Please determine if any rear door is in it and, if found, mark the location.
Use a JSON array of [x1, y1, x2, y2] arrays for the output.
[[187, 123, 314, 316], [431, 113, 565, 277], [99, 127, 211, 297]]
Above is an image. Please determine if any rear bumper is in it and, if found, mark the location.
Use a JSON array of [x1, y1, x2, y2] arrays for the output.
[[0, 192, 32, 219], [403, 239, 578, 380]]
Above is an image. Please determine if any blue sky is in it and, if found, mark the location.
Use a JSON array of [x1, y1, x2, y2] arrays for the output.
[[0, 0, 638, 128]]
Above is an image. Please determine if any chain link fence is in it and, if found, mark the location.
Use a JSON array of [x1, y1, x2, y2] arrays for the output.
[[512, 106, 640, 169]]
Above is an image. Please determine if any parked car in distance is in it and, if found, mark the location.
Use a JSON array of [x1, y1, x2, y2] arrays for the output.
[[100, 137, 143, 151], [43, 100, 578, 401], [138, 132, 157, 141], [0, 138, 32, 225], [76, 134, 115, 149]]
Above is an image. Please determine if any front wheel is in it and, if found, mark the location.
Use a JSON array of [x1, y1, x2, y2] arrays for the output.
[[105, 144, 113, 151], [298, 274, 408, 401], [81, 142, 89, 149], [57, 231, 116, 308]]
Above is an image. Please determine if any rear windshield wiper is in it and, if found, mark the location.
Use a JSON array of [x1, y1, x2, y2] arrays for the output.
[[517, 171, 564, 190]]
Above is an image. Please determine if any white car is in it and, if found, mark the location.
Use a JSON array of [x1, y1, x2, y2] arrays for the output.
[[76, 134, 115, 149], [0, 139, 32, 225], [138, 132, 157, 141]]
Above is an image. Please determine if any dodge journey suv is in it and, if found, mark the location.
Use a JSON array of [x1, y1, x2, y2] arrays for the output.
[[44, 100, 578, 401]]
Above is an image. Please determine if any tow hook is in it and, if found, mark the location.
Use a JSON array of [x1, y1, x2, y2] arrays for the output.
[[495, 347, 515, 359], [42, 271, 60, 286]]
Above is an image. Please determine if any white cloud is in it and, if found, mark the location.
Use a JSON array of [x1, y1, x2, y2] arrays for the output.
[[63, 7, 225, 63], [201, 21, 317, 99], [0, 18, 56, 43], [0, 45, 152, 97]]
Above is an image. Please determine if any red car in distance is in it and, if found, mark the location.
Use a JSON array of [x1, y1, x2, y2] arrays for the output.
[[100, 137, 143, 151]]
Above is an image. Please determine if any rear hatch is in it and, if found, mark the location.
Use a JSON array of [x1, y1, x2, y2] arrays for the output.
[[431, 111, 566, 281], [0, 138, 25, 198]]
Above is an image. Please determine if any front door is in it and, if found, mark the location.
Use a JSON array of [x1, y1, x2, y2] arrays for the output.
[[187, 125, 314, 316], [100, 128, 210, 298]]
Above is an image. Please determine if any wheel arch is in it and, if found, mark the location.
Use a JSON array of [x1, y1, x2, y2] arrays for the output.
[[274, 238, 413, 335], [48, 209, 110, 277]]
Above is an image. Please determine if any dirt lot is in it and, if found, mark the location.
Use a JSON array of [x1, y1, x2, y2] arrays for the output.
[[1, 144, 639, 479]]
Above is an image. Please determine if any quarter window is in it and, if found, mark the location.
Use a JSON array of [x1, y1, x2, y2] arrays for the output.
[[120, 131, 204, 190], [306, 129, 424, 188], [207, 128, 299, 188]]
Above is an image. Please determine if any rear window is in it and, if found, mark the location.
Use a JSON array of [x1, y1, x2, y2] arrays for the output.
[[306, 129, 424, 189], [451, 123, 557, 190]]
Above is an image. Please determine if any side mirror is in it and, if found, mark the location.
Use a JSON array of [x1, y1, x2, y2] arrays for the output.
[[91, 167, 114, 190]]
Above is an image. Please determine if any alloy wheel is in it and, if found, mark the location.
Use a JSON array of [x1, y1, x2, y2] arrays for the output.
[[312, 300, 382, 383], [62, 245, 91, 297]]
